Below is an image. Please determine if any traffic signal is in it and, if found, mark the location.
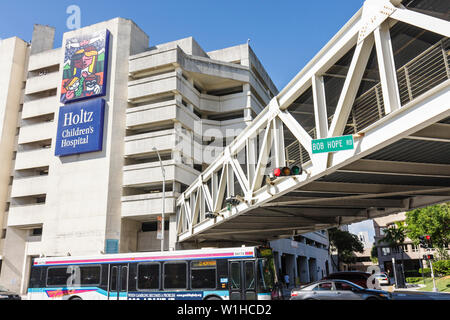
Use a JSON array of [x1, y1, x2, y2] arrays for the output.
[[273, 166, 303, 177], [425, 235, 433, 248], [423, 254, 434, 261], [419, 236, 427, 248], [419, 235, 433, 249]]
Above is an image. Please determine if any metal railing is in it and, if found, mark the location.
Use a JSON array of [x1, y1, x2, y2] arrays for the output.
[[286, 38, 450, 167]]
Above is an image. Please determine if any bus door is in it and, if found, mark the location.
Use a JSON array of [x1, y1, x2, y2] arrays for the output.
[[108, 264, 128, 300], [229, 260, 256, 300]]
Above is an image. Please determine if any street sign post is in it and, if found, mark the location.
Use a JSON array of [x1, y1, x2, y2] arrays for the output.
[[312, 135, 355, 154]]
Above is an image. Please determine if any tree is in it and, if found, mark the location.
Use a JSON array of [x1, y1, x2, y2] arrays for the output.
[[370, 243, 379, 264], [379, 222, 407, 249], [328, 228, 364, 271], [406, 203, 450, 260], [378, 221, 409, 287]]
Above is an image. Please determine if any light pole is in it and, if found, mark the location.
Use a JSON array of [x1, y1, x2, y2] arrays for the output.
[[152, 147, 165, 252]]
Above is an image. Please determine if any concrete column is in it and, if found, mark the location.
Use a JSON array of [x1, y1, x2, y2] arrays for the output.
[[0, 227, 27, 293], [298, 256, 310, 284], [120, 218, 140, 253], [173, 122, 183, 164], [168, 214, 177, 251], [309, 258, 317, 282]]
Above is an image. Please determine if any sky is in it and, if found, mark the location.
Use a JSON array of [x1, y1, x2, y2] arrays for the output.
[[0, 0, 375, 240], [0, 0, 364, 90], [348, 220, 376, 246]]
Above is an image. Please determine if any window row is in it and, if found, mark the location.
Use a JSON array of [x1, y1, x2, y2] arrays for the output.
[[44, 261, 218, 290]]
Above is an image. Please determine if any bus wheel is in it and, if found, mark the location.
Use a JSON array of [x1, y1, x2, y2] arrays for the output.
[[205, 296, 221, 301], [70, 296, 83, 301]]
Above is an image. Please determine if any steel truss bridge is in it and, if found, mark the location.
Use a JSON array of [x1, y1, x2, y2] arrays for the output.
[[176, 0, 450, 246]]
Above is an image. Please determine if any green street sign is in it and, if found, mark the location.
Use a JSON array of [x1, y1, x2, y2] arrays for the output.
[[312, 135, 355, 154]]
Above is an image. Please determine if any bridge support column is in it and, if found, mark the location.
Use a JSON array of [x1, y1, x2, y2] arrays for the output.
[[297, 256, 310, 284]]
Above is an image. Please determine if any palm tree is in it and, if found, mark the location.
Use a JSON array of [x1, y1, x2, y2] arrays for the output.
[[378, 221, 407, 287]]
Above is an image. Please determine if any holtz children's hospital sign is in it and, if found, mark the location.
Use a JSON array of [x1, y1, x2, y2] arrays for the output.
[[55, 30, 110, 157], [55, 99, 106, 157]]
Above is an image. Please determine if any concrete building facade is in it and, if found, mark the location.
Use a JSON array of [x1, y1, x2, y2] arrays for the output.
[[0, 19, 333, 295], [270, 230, 332, 286]]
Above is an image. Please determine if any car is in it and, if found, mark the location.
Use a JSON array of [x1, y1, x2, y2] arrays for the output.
[[0, 286, 21, 300], [322, 271, 372, 288], [374, 273, 390, 286], [290, 280, 392, 301]]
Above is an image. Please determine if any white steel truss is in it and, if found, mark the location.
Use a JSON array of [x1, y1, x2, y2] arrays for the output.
[[176, 0, 450, 243]]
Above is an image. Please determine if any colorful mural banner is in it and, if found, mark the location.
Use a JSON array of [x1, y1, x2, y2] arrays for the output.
[[60, 30, 110, 104]]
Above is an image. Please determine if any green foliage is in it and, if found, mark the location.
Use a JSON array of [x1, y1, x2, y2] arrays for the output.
[[419, 268, 432, 277], [328, 228, 364, 269], [405, 270, 421, 278], [436, 247, 450, 261], [405, 203, 450, 251], [378, 221, 406, 248], [406, 277, 423, 283], [370, 244, 378, 264], [433, 260, 450, 276]]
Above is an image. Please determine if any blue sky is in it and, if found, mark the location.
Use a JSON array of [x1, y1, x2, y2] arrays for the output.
[[0, 0, 364, 90], [348, 220, 376, 246], [0, 0, 375, 240]]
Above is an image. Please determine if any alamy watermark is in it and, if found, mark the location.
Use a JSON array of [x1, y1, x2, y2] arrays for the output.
[[66, 5, 81, 30], [175, 120, 283, 175], [366, 265, 382, 289]]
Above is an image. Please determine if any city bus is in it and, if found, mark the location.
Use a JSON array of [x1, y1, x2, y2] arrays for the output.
[[27, 246, 277, 300]]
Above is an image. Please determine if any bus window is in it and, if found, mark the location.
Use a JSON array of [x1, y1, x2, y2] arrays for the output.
[[190, 261, 216, 289], [29, 266, 42, 289], [137, 263, 160, 290], [245, 262, 255, 290], [47, 267, 70, 287], [80, 266, 101, 286], [230, 262, 241, 290], [110, 267, 118, 291], [164, 262, 187, 290]]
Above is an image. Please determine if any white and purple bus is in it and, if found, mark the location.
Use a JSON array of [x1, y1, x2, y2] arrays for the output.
[[28, 246, 277, 301]]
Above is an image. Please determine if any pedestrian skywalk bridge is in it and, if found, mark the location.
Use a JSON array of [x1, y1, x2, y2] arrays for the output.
[[176, 0, 450, 246]]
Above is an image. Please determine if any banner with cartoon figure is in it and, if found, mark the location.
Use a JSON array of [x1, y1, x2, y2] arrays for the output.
[[60, 30, 110, 104]]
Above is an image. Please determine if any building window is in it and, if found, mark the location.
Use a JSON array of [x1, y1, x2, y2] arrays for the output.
[[1, 229, 6, 239], [382, 247, 391, 256], [31, 228, 43, 236], [411, 244, 419, 252]]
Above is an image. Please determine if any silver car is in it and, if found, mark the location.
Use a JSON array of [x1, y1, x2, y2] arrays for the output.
[[290, 280, 392, 300]]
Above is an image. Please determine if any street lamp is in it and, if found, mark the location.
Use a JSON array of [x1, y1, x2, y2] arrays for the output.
[[152, 147, 166, 252]]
